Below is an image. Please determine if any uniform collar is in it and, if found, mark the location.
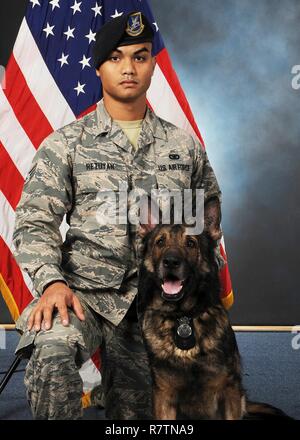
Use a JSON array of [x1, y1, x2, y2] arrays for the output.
[[91, 98, 167, 143]]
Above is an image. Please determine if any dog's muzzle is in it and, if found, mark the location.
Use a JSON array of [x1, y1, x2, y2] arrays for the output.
[[160, 253, 186, 301]]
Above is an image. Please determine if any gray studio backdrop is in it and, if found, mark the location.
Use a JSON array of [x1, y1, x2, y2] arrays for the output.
[[0, 0, 299, 325]]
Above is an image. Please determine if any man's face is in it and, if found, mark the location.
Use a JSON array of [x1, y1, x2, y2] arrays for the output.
[[96, 42, 156, 103]]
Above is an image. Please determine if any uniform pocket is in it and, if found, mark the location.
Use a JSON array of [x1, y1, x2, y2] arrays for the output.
[[76, 170, 127, 193], [75, 171, 128, 237], [63, 251, 126, 290], [155, 157, 193, 190]]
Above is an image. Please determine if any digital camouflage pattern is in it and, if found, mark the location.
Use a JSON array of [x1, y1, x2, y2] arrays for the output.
[[13, 98, 221, 326], [15, 297, 151, 419], [101, 306, 152, 420]]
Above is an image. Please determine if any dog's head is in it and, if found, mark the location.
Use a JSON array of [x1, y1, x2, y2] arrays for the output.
[[138, 197, 222, 305]]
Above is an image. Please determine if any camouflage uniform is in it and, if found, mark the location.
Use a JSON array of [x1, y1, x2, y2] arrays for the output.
[[13, 98, 221, 419]]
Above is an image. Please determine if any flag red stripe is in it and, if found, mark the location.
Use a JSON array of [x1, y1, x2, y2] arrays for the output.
[[4, 55, 53, 149], [91, 348, 101, 371], [0, 237, 33, 315], [77, 103, 97, 119], [156, 49, 204, 146], [219, 244, 232, 298], [0, 142, 24, 210]]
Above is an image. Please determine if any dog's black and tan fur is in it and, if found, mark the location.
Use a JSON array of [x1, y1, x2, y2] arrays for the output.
[[137, 198, 290, 420]]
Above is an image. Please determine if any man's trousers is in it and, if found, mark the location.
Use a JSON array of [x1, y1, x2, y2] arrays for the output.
[[15, 297, 152, 420]]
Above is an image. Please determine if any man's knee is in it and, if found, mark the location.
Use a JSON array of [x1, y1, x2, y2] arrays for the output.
[[26, 322, 85, 392], [17, 303, 102, 420], [32, 341, 78, 381]]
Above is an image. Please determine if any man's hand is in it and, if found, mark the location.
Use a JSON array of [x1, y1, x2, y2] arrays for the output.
[[27, 282, 85, 331]]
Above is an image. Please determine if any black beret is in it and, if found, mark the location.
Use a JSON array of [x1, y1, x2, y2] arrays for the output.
[[93, 11, 154, 69]]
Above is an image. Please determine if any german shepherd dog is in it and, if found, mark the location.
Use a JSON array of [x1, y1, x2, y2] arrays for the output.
[[137, 197, 291, 420]]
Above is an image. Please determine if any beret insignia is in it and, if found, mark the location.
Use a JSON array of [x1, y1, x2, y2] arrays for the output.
[[126, 12, 145, 37]]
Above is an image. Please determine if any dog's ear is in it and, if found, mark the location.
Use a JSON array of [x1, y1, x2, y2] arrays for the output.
[[138, 196, 160, 239], [204, 197, 222, 241]]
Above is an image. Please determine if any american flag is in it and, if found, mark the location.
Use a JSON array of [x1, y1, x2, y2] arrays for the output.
[[0, 0, 233, 406]]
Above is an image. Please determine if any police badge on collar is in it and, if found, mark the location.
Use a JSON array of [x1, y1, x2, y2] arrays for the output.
[[126, 12, 145, 36]]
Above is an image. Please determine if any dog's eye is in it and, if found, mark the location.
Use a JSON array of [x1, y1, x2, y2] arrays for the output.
[[155, 237, 165, 247], [186, 238, 196, 248]]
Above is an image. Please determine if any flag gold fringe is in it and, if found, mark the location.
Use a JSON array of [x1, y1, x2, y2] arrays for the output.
[[221, 290, 234, 310], [0, 273, 20, 322], [82, 391, 92, 408]]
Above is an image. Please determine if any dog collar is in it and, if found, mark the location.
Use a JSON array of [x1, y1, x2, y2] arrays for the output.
[[174, 316, 196, 350]]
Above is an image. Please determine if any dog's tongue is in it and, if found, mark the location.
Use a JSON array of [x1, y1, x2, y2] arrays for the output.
[[162, 280, 182, 295]]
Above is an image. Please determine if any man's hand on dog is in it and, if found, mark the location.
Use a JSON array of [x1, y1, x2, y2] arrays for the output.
[[27, 282, 85, 331]]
